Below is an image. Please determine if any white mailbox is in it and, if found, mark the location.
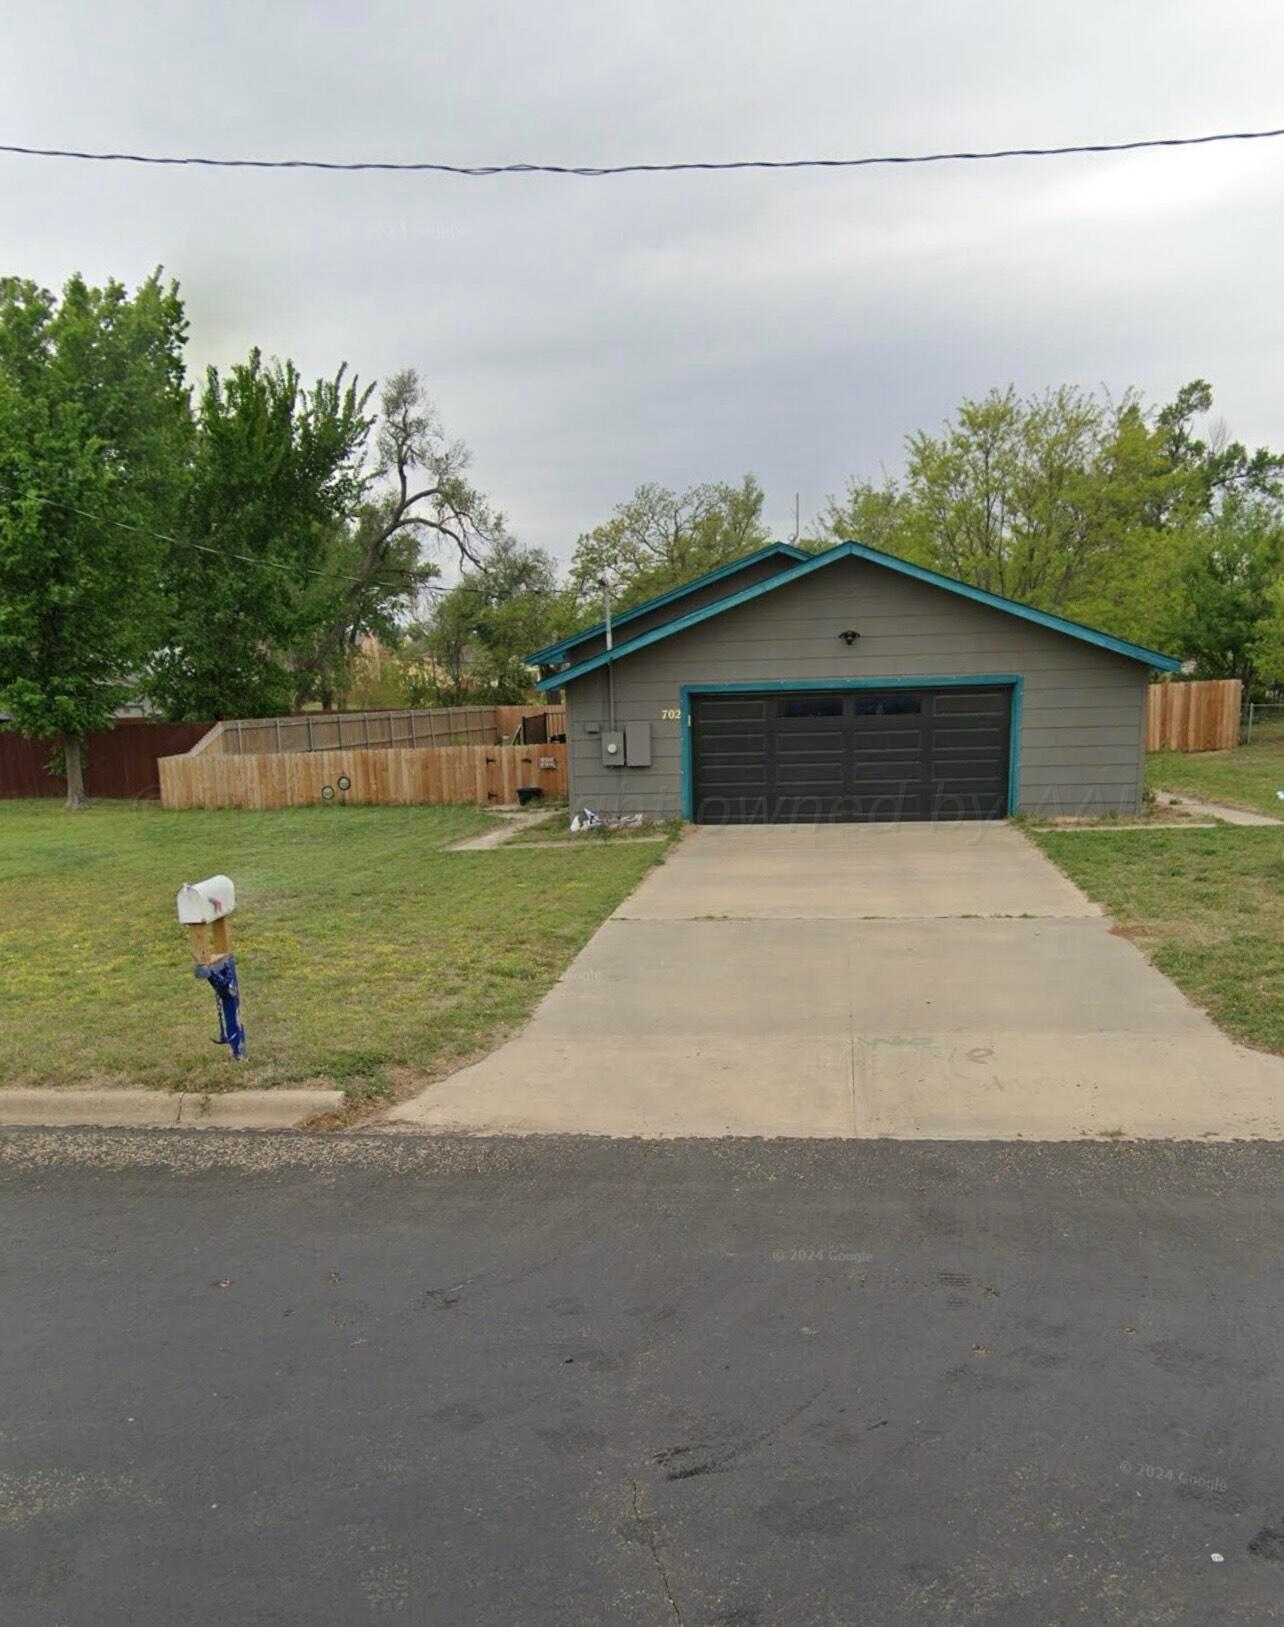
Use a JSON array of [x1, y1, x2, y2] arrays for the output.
[[176, 875, 236, 925]]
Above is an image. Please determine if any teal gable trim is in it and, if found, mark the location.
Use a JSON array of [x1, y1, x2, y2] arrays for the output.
[[525, 542, 809, 667], [537, 540, 1181, 691], [536, 545, 845, 691], [678, 676, 1024, 819], [836, 541, 1182, 672]]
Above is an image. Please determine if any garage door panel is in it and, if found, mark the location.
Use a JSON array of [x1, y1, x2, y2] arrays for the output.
[[932, 721, 1004, 741], [931, 743, 1005, 763], [697, 698, 769, 722], [692, 687, 1010, 823], [935, 781, 1009, 801], [932, 765, 1009, 787], [776, 769, 845, 790], [933, 756, 1004, 776], [779, 696, 844, 719], [933, 691, 1007, 715], [697, 756, 769, 775], [857, 768, 928, 788], [775, 730, 845, 753], [851, 727, 923, 749], [699, 726, 768, 746], [701, 764, 774, 787], [854, 753, 924, 775]]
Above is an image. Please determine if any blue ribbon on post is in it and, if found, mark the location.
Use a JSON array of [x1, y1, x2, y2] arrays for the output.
[[195, 955, 247, 1060]]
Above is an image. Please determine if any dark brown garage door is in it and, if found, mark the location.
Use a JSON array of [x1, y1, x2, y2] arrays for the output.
[[691, 687, 1012, 823]]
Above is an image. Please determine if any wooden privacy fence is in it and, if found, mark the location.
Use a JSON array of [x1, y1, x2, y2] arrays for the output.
[[199, 705, 499, 756], [159, 742, 567, 811], [0, 719, 213, 799], [500, 705, 567, 743], [193, 703, 566, 757], [1146, 679, 1241, 752]]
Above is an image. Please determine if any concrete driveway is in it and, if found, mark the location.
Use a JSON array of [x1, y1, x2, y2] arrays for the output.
[[388, 824, 1284, 1139]]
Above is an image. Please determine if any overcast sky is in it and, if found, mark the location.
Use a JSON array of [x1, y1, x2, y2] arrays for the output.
[[3, 1, 1282, 574]]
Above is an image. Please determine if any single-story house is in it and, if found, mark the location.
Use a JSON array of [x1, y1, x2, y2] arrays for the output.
[[529, 541, 1181, 823]]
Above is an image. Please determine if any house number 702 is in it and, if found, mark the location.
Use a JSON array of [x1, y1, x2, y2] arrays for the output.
[[660, 708, 681, 720]]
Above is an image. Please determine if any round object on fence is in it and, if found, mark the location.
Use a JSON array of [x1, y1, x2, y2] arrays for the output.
[[321, 784, 335, 801], [337, 774, 351, 791]]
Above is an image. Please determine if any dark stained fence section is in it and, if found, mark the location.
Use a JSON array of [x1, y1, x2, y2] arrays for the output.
[[0, 721, 214, 800]]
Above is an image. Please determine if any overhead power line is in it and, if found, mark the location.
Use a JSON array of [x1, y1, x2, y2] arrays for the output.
[[0, 484, 436, 593], [0, 124, 1282, 177], [0, 484, 567, 599]]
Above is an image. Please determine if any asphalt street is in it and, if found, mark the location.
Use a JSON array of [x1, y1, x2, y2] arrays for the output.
[[3, 1130, 1283, 1625]]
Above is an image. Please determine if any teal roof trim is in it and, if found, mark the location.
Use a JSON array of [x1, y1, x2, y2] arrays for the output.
[[535, 540, 1181, 691], [524, 542, 809, 666], [839, 541, 1182, 672]]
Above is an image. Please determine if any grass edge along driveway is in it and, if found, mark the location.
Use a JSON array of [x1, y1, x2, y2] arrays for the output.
[[0, 801, 675, 1102], [1030, 823, 1284, 1057]]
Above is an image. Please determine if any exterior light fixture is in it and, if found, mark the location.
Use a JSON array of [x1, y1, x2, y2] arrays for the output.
[[838, 629, 860, 646]]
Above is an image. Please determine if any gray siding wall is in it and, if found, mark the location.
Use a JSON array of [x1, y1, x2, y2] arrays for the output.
[[561, 555, 1150, 819], [553, 554, 800, 667]]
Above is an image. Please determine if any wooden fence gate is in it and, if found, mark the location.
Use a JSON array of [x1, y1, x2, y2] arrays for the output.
[[1146, 679, 1241, 752]]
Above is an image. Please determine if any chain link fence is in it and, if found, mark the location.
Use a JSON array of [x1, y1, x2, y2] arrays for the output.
[[1242, 700, 1284, 744]]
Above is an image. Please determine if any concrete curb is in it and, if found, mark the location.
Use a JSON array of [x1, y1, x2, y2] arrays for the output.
[[0, 1088, 344, 1129]]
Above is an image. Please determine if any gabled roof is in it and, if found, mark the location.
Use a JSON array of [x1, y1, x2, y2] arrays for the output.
[[526, 542, 809, 666], [535, 539, 1182, 691]]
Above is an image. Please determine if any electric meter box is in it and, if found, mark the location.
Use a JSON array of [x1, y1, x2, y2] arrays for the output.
[[624, 721, 652, 767], [600, 730, 625, 768]]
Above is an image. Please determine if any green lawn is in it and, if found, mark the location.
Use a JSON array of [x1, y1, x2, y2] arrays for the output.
[[1031, 825, 1284, 1054], [0, 800, 673, 1098], [1147, 742, 1284, 817]]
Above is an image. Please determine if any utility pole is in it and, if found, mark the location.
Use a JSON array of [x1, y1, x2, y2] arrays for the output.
[[599, 576, 617, 734]]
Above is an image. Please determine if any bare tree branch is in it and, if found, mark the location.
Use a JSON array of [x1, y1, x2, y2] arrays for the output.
[[291, 368, 508, 704]]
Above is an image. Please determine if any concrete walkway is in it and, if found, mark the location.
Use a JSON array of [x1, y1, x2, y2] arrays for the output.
[[1153, 790, 1282, 827], [386, 823, 1284, 1140], [443, 810, 551, 850]]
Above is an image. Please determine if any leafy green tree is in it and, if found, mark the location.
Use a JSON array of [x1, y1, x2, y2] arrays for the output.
[[149, 364, 500, 718], [811, 476, 924, 557], [903, 386, 1127, 604], [817, 388, 1145, 607], [1170, 496, 1284, 686], [1157, 379, 1284, 504], [410, 537, 564, 704], [1048, 396, 1200, 647], [148, 351, 375, 719], [568, 476, 769, 610], [0, 271, 189, 806], [1250, 581, 1284, 691], [814, 380, 1284, 654]]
